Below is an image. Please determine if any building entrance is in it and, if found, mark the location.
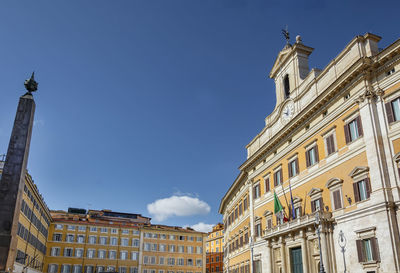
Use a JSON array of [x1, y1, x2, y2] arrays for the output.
[[290, 247, 303, 273]]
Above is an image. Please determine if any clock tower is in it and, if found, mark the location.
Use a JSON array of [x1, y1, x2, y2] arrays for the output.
[[269, 35, 314, 111]]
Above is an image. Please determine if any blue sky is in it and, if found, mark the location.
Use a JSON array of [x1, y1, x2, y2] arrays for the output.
[[1, 0, 399, 232]]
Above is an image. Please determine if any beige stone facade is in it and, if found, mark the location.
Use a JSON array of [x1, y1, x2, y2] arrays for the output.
[[219, 33, 400, 273]]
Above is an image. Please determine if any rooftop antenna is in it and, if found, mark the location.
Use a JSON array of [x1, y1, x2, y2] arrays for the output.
[[282, 25, 290, 45]]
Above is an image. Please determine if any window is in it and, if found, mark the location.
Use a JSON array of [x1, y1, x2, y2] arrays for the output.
[[253, 183, 261, 199], [255, 222, 262, 237], [120, 268, 127, 273], [353, 178, 371, 202], [159, 257, 165, 265], [53, 233, 62, 242], [332, 190, 342, 210], [87, 249, 95, 258], [187, 246, 194, 254], [264, 177, 270, 193], [73, 265, 82, 273], [144, 243, 151, 251], [122, 229, 129, 234], [356, 238, 380, 262], [66, 234, 74, 242], [283, 74, 290, 99], [98, 250, 106, 259], [61, 265, 71, 273], [99, 236, 107, 245], [109, 250, 116, 259], [121, 238, 129, 246], [131, 252, 138, 261], [132, 229, 140, 235], [100, 227, 108, 233], [288, 158, 299, 178], [110, 237, 118, 246], [88, 236, 96, 244], [51, 247, 60, 256], [386, 67, 395, 76], [178, 245, 184, 253], [48, 264, 58, 273], [55, 224, 63, 230], [67, 225, 75, 231], [196, 259, 202, 267], [160, 234, 166, 240], [77, 235, 85, 243], [89, 227, 97, 232], [179, 235, 185, 240], [85, 266, 93, 273], [159, 244, 166, 252], [243, 196, 248, 211], [130, 268, 138, 273], [120, 251, 128, 260], [274, 169, 283, 186], [177, 258, 184, 266], [324, 132, 337, 156], [386, 97, 400, 123], [168, 258, 175, 265], [169, 235, 176, 240], [75, 249, 83, 258], [305, 145, 319, 167], [196, 246, 202, 254], [311, 198, 323, 212], [133, 239, 140, 247], [64, 248, 73, 257], [111, 228, 118, 234], [151, 243, 157, 251], [169, 245, 176, 252], [294, 207, 301, 219], [344, 116, 363, 143]]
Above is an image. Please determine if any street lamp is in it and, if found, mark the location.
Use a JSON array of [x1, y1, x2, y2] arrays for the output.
[[314, 212, 326, 273], [338, 230, 347, 273]]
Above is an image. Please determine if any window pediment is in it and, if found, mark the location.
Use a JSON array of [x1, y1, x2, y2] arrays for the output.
[[254, 216, 261, 222], [394, 152, 400, 163], [263, 210, 273, 217], [349, 166, 369, 179], [326, 178, 343, 190], [308, 187, 323, 197], [292, 196, 302, 205]]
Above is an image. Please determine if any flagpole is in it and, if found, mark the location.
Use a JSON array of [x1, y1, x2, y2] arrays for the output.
[[280, 183, 291, 220], [288, 180, 295, 219]]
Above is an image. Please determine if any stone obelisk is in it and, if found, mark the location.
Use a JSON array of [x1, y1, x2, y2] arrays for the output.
[[0, 73, 38, 272]]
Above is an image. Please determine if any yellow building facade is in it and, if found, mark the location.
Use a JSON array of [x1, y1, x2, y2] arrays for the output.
[[44, 209, 206, 273], [219, 33, 400, 273], [0, 160, 52, 273], [206, 224, 224, 273]]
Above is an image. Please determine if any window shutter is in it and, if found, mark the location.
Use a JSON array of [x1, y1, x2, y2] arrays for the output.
[[295, 158, 299, 175], [356, 116, 363, 137], [365, 178, 371, 198], [371, 237, 380, 261], [279, 169, 283, 184], [353, 183, 360, 202], [274, 172, 277, 187], [315, 145, 319, 163], [356, 240, 364, 262], [305, 150, 310, 167], [288, 162, 292, 178], [253, 187, 256, 199], [333, 190, 342, 210], [327, 134, 335, 155], [311, 200, 315, 212], [319, 197, 323, 211], [267, 219, 272, 229], [265, 178, 270, 192], [298, 206, 302, 217], [344, 124, 350, 144], [386, 102, 395, 123]]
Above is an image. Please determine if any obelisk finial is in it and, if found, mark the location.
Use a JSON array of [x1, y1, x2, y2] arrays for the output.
[[24, 72, 38, 93]]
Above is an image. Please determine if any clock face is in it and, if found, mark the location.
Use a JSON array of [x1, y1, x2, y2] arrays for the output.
[[282, 103, 294, 121]]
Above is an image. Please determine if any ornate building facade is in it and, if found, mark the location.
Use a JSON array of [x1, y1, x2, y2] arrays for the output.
[[44, 209, 206, 273], [219, 33, 400, 273], [206, 224, 224, 273]]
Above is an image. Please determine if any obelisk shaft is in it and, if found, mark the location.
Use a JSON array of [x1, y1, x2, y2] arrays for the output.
[[0, 93, 35, 271]]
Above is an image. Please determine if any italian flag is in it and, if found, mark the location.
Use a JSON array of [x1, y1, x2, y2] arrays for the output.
[[274, 191, 284, 219]]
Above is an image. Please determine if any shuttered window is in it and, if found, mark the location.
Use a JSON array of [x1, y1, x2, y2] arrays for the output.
[[265, 177, 270, 193], [353, 178, 371, 202], [306, 145, 319, 167], [288, 158, 299, 178], [332, 190, 342, 210], [253, 184, 261, 199], [356, 238, 380, 262], [274, 169, 283, 186], [386, 97, 400, 123], [311, 198, 323, 212], [325, 134, 336, 155], [344, 116, 363, 144]]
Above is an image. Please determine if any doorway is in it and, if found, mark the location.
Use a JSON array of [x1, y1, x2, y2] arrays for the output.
[[290, 247, 303, 273]]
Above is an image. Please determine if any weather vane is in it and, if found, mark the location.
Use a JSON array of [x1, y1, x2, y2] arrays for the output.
[[24, 72, 38, 94], [281, 25, 290, 45]]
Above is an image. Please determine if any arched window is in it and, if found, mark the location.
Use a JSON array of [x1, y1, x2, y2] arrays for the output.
[[283, 74, 290, 99]]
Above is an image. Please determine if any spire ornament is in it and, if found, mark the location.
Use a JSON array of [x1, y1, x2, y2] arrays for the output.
[[281, 25, 290, 45], [24, 72, 38, 94]]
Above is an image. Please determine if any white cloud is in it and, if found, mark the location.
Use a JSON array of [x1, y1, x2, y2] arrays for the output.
[[188, 222, 214, 233], [147, 195, 211, 221]]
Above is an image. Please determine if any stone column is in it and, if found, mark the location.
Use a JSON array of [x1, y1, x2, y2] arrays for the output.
[[279, 236, 286, 273], [265, 240, 272, 273], [0, 82, 36, 272], [320, 230, 330, 273], [300, 230, 309, 273]]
